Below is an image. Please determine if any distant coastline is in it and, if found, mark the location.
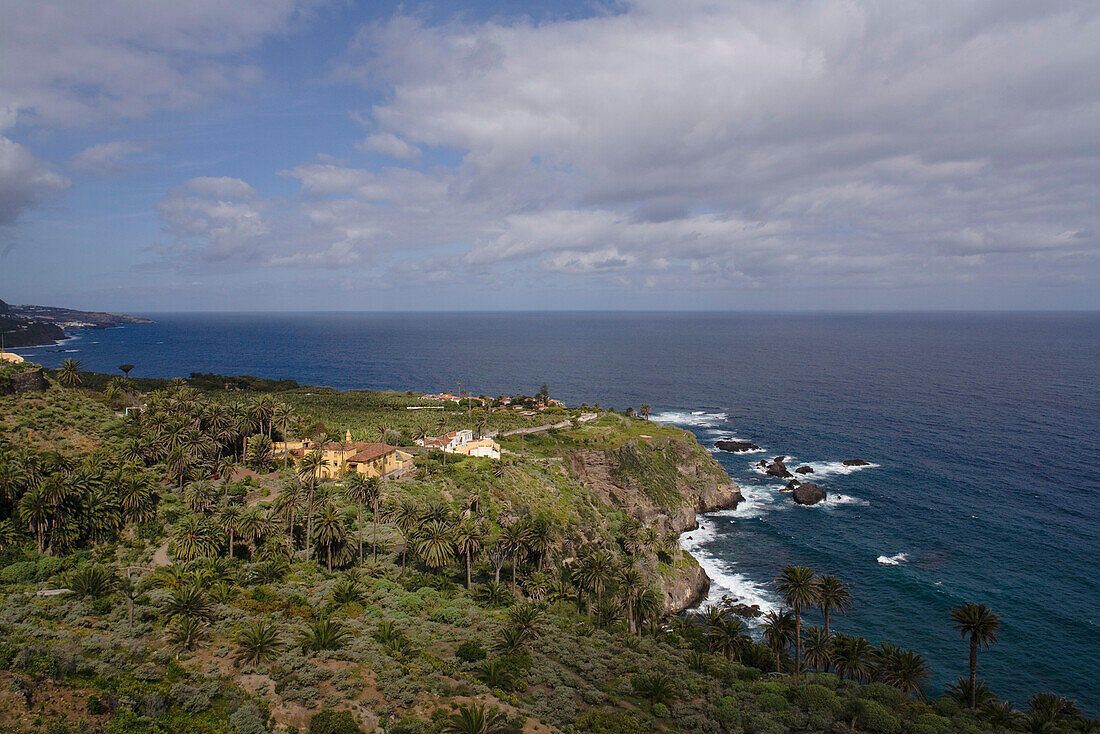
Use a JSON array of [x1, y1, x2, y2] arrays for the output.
[[0, 299, 151, 349]]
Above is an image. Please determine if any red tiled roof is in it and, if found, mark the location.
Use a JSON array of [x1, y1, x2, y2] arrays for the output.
[[346, 443, 398, 463]]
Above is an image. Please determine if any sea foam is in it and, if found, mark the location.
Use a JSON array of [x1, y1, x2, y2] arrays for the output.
[[680, 515, 779, 615], [877, 553, 909, 565], [651, 410, 728, 427]]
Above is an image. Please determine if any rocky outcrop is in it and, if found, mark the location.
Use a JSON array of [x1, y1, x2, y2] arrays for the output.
[[793, 482, 826, 505], [764, 458, 792, 478], [663, 562, 710, 613], [714, 440, 760, 453], [565, 437, 742, 614], [843, 459, 870, 466], [8, 369, 47, 394], [795, 465, 813, 474]]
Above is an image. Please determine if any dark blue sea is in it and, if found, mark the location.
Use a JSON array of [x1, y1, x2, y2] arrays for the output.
[[20, 312, 1100, 712]]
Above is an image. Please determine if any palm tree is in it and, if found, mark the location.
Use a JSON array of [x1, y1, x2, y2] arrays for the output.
[[762, 610, 796, 673], [527, 515, 556, 571], [18, 486, 51, 553], [639, 404, 651, 420], [166, 616, 208, 657], [951, 602, 1002, 708], [342, 474, 370, 564], [313, 502, 347, 572], [615, 565, 644, 634], [522, 570, 552, 600], [58, 358, 82, 387], [297, 451, 328, 561], [162, 585, 215, 623], [217, 504, 241, 558], [775, 566, 817, 672], [814, 574, 852, 636], [298, 618, 350, 652], [500, 520, 531, 590], [1025, 693, 1082, 732], [830, 633, 874, 682], [170, 514, 220, 561], [234, 619, 283, 665], [706, 614, 750, 662], [572, 548, 614, 613], [272, 402, 294, 468], [388, 496, 421, 573], [803, 626, 831, 672], [632, 671, 678, 706], [443, 703, 510, 734], [877, 646, 930, 699], [414, 519, 455, 571], [453, 519, 483, 589]]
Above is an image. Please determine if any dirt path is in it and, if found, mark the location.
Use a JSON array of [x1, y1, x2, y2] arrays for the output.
[[153, 539, 170, 567]]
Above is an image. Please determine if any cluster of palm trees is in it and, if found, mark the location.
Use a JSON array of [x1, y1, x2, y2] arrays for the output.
[[115, 382, 299, 488], [677, 566, 1057, 720], [0, 444, 159, 554]]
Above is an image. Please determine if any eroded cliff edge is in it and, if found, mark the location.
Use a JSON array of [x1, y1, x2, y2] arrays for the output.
[[564, 434, 742, 614]]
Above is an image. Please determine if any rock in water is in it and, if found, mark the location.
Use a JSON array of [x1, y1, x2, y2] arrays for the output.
[[765, 460, 792, 478], [795, 465, 814, 474], [714, 440, 761, 453], [842, 459, 870, 466], [783, 479, 801, 492], [793, 483, 826, 505]]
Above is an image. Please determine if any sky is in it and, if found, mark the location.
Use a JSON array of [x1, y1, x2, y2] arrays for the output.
[[1, 0, 1098, 312]]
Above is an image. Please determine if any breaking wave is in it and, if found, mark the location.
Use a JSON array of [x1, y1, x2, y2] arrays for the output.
[[680, 515, 779, 614], [877, 552, 909, 565]]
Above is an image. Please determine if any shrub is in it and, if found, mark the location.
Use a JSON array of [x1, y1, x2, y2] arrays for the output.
[[455, 640, 486, 663], [861, 681, 906, 706], [573, 710, 648, 734], [310, 708, 360, 734], [651, 702, 669, 718], [88, 693, 107, 715], [230, 704, 268, 734], [1, 562, 36, 584], [790, 683, 842, 714], [169, 682, 210, 713], [851, 699, 902, 734], [912, 713, 954, 734]]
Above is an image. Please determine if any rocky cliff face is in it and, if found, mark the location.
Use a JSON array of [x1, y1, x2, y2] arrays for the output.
[[565, 436, 742, 614]]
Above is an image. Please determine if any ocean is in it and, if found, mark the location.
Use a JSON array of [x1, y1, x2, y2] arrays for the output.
[[19, 311, 1100, 712]]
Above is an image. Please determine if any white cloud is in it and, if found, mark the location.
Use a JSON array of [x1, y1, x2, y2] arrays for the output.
[[357, 132, 420, 159], [0, 135, 70, 226], [70, 141, 149, 174], [307, 0, 1100, 292], [158, 178, 268, 261], [0, 0, 317, 126]]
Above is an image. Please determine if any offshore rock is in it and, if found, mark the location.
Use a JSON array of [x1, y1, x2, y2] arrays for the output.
[[765, 459, 792, 478], [795, 465, 814, 474], [843, 459, 871, 466], [793, 482, 827, 505], [714, 440, 760, 453]]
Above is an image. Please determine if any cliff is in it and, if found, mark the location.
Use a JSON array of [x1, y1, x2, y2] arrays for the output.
[[0, 298, 150, 347], [565, 435, 742, 614]]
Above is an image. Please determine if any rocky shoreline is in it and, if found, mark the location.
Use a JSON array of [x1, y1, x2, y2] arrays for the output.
[[564, 436, 743, 615]]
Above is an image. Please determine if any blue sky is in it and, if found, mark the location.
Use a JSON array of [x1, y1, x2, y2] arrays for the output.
[[1, 0, 1098, 311]]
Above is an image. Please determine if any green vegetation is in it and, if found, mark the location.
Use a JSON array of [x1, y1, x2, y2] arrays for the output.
[[0, 367, 1093, 732]]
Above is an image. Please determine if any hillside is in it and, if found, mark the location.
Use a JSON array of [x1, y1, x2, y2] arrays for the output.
[[0, 299, 151, 348], [0, 367, 1093, 734]]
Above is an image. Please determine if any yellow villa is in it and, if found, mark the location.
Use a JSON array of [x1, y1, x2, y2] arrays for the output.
[[280, 430, 413, 479]]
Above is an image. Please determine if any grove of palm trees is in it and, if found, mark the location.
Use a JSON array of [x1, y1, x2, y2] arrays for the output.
[[0, 364, 1093, 733]]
